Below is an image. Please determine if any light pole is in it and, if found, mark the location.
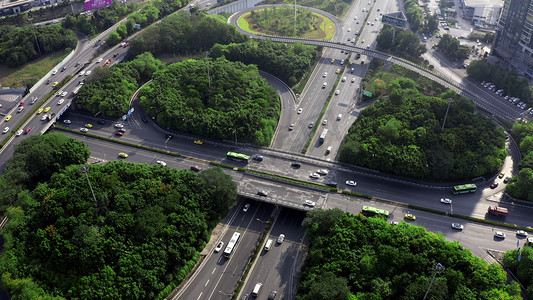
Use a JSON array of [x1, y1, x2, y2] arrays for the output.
[[81, 166, 97, 204], [423, 263, 445, 300], [294, 0, 297, 33], [28, 18, 42, 56], [204, 51, 211, 89], [441, 98, 453, 131]]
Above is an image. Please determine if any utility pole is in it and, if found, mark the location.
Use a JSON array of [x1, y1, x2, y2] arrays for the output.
[[294, 0, 296, 33], [441, 98, 453, 131], [28, 18, 42, 55], [423, 263, 445, 300]]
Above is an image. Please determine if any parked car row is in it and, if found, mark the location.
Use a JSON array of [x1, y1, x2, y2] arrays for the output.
[[481, 81, 530, 112]]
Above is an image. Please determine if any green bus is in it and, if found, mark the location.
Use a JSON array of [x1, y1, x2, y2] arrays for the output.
[[452, 184, 477, 194], [361, 206, 390, 219], [226, 152, 250, 163]]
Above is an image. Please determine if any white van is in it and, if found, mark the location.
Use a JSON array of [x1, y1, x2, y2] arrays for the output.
[[264, 239, 273, 251], [252, 282, 263, 296], [337, 114, 342, 120]]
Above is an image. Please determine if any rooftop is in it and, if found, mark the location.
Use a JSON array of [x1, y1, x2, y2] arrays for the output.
[[463, 0, 503, 8]]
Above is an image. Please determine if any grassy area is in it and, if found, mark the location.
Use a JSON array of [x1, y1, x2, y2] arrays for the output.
[[0, 49, 69, 89], [238, 8, 335, 40]]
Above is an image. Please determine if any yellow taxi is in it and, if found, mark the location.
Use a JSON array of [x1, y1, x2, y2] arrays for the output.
[[194, 140, 203, 145], [119, 152, 128, 158], [404, 213, 416, 220], [5, 115, 12, 122], [37, 108, 44, 114], [44, 107, 51, 112], [85, 124, 93, 128], [498, 172, 505, 178], [335, 68, 341, 74], [53, 81, 59, 87], [330, 58, 335, 63]]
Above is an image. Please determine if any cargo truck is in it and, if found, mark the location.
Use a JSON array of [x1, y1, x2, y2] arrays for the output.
[[487, 206, 508, 217]]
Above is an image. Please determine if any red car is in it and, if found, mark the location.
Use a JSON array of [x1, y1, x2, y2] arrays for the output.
[[190, 165, 201, 172], [114, 131, 123, 136], [123, 42, 129, 47], [19, 101, 25, 106], [24, 127, 31, 134]]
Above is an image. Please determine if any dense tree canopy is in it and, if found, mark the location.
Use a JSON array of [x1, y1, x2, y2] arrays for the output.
[[75, 52, 165, 117], [376, 26, 426, 61], [506, 121, 533, 201], [467, 60, 532, 103], [139, 57, 280, 145], [127, 12, 248, 60], [0, 163, 237, 299], [0, 24, 77, 67], [298, 209, 522, 300], [262, 0, 350, 16], [403, 0, 424, 32], [339, 78, 506, 180], [0, 132, 90, 210], [437, 33, 471, 60], [211, 40, 320, 86], [503, 243, 533, 299]]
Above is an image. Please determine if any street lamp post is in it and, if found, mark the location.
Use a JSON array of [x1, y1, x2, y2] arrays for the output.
[[423, 263, 445, 300], [441, 98, 453, 132], [204, 51, 211, 89], [81, 166, 97, 204], [28, 18, 42, 56]]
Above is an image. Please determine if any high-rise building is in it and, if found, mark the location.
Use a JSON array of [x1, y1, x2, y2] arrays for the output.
[[492, 0, 533, 77]]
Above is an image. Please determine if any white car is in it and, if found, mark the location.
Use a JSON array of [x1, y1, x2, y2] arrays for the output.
[[440, 198, 452, 204], [16, 129, 23, 136], [289, 124, 294, 131], [79, 71, 85, 76], [63, 119, 71, 124], [322, 82, 327, 88], [243, 203, 250, 212], [2, 127, 9, 134], [115, 123, 124, 128], [304, 200, 316, 207], [58, 98, 64, 105], [517, 230, 528, 237], [494, 231, 506, 239], [41, 115, 48, 121], [277, 234, 285, 244], [156, 160, 167, 166], [80, 128, 89, 132], [17, 106, 24, 113], [342, 77, 346, 82], [214, 241, 224, 253], [60, 91, 67, 97], [323, 72, 327, 77], [316, 169, 329, 175], [297, 108, 303, 114], [335, 90, 340, 95], [351, 78, 356, 83], [451, 223, 464, 230], [347, 27, 351, 32], [52, 69, 58, 75], [346, 180, 357, 186], [322, 119, 327, 125], [96, 58, 103, 63], [85, 70, 92, 76], [309, 173, 320, 179]]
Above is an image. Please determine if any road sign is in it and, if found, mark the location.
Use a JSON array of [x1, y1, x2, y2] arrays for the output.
[[122, 115, 127, 121], [382, 12, 407, 29], [134, 24, 141, 29], [363, 91, 373, 97]]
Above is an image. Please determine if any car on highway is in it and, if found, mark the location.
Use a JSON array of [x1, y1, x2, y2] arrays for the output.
[[252, 155, 264, 161], [440, 198, 452, 204], [335, 68, 340, 74], [96, 58, 103, 63], [30, 96, 37, 104], [115, 123, 124, 128], [309, 173, 320, 179], [361, 39, 365, 43], [2, 127, 9, 134], [322, 82, 327, 88], [371, 22, 374, 26], [190, 165, 201, 172], [498, 172, 505, 178], [346, 180, 357, 186], [277, 234, 285, 244], [304, 200, 316, 207], [19, 101, 24, 106], [257, 190, 268, 196], [79, 71, 85, 76], [75, 61, 81, 67], [16, 129, 23, 136], [308, 122, 314, 128], [335, 90, 340, 95], [351, 77, 356, 83], [60, 91, 67, 97], [342, 76, 346, 82], [340, 59, 345, 65], [243, 203, 250, 212], [24, 127, 31, 134], [404, 213, 416, 220], [119, 152, 128, 158], [291, 162, 301, 168], [322, 119, 327, 125], [17, 106, 24, 113], [57, 99, 64, 105], [41, 114, 48, 121], [53, 81, 59, 87], [289, 124, 294, 131], [118, 128, 126, 133], [490, 182, 499, 189], [80, 128, 89, 132], [268, 291, 277, 300], [330, 58, 335, 63], [517, 230, 528, 237], [115, 131, 123, 136], [504, 176, 511, 183], [494, 231, 506, 239], [156, 160, 167, 166], [5, 115, 11, 122], [347, 27, 351, 32], [316, 169, 329, 175], [297, 108, 303, 114], [52, 69, 58, 75], [63, 119, 71, 124], [85, 70, 92, 76], [85, 124, 93, 128], [451, 223, 464, 230], [214, 241, 224, 253], [194, 140, 203, 144], [44, 107, 51, 112], [323, 72, 327, 77]]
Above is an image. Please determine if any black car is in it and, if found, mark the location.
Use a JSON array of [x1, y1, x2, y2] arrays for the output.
[[356, 53, 361, 59], [268, 291, 277, 300], [253, 155, 264, 162], [113, 53, 119, 58], [325, 181, 338, 188], [291, 162, 301, 168]]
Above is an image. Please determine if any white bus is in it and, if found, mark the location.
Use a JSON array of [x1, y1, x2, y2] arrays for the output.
[[223, 232, 241, 258]]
